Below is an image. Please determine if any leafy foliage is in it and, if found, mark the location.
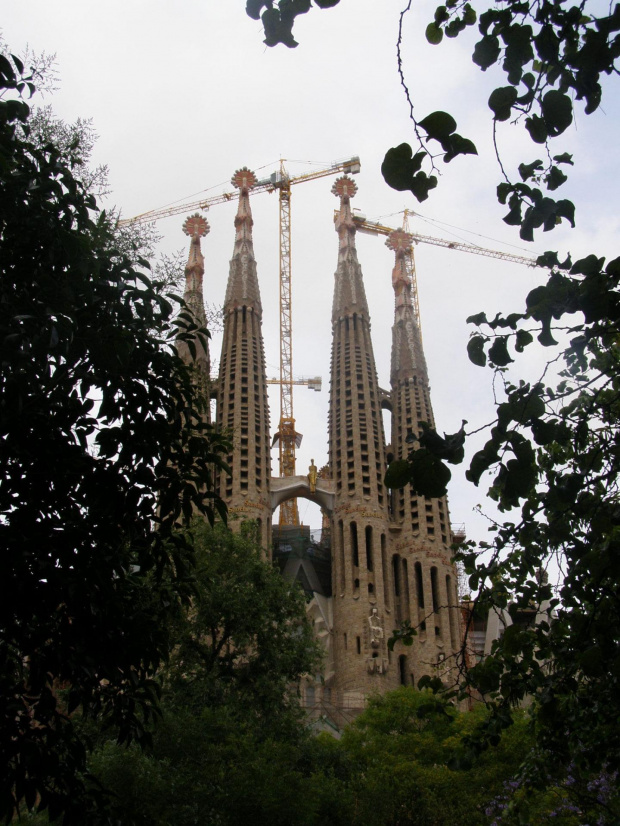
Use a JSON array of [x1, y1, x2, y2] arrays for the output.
[[72, 686, 556, 826], [453, 252, 620, 795], [417, 0, 620, 241], [384, 421, 466, 498], [0, 52, 230, 823], [246, 0, 341, 48], [248, 0, 619, 241], [163, 520, 322, 718], [80, 524, 324, 826]]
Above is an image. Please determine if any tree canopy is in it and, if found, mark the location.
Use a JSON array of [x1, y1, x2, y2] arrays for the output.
[[0, 51, 230, 822], [66, 523, 323, 826]]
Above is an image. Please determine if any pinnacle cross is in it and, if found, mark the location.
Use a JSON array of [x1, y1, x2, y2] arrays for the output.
[[182, 213, 209, 296], [231, 166, 257, 250], [332, 175, 358, 249], [386, 229, 414, 314]]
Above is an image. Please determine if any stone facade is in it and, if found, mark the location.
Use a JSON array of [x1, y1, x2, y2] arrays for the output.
[[183, 168, 462, 716]]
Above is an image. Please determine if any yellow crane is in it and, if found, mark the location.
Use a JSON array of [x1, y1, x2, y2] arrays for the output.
[[335, 207, 538, 332], [121, 156, 361, 528]]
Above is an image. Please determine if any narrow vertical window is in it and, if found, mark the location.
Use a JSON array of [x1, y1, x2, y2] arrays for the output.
[[431, 566, 439, 613], [351, 522, 359, 568], [399, 655, 407, 686], [338, 520, 345, 593], [392, 554, 401, 597], [402, 558, 410, 621], [381, 534, 389, 607], [365, 525, 373, 571], [415, 561, 425, 608]]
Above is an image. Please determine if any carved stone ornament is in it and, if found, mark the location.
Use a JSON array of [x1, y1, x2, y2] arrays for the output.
[[386, 229, 413, 255], [231, 167, 257, 192], [182, 213, 210, 238], [331, 175, 358, 201]]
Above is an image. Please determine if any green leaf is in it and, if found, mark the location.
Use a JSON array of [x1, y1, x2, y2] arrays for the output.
[[246, 0, 268, 20], [525, 115, 548, 144], [409, 448, 452, 497], [541, 90, 573, 136], [555, 199, 575, 228], [434, 5, 449, 24], [536, 251, 559, 269], [381, 144, 428, 198], [518, 160, 543, 181], [445, 18, 466, 37], [384, 459, 412, 489], [467, 335, 487, 366], [463, 4, 476, 25], [419, 420, 466, 464], [570, 254, 604, 276], [426, 21, 444, 44], [605, 256, 620, 277], [467, 440, 500, 485], [488, 336, 514, 366], [473, 35, 500, 70], [546, 166, 568, 191], [409, 171, 438, 202], [534, 25, 560, 62], [443, 132, 478, 162], [419, 110, 457, 139], [503, 194, 523, 226], [515, 329, 533, 352], [488, 86, 518, 121]]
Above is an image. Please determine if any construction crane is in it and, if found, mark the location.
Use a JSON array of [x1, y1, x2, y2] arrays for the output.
[[267, 157, 360, 527], [121, 156, 361, 528], [335, 208, 539, 331]]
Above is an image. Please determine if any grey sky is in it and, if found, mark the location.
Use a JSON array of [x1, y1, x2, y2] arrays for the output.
[[4, 0, 619, 538]]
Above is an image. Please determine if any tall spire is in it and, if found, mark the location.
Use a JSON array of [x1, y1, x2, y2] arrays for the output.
[[177, 214, 210, 388], [328, 175, 391, 702], [216, 166, 271, 549], [182, 213, 209, 321], [224, 167, 262, 316], [387, 230, 462, 676], [387, 230, 427, 383], [331, 176, 369, 322]]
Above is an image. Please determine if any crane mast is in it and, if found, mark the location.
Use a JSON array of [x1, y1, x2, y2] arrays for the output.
[[270, 157, 360, 527], [277, 164, 297, 525]]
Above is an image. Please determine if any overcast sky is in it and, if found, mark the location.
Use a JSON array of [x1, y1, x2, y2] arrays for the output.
[[5, 0, 619, 540]]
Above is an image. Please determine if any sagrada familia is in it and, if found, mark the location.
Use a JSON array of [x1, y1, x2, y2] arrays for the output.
[[179, 167, 462, 721]]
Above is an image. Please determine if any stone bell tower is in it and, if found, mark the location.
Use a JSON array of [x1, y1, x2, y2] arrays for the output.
[[386, 228, 462, 687], [216, 168, 272, 549], [177, 213, 211, 407], [328, 176, 395, 704], [325, 184, 463, 710]]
